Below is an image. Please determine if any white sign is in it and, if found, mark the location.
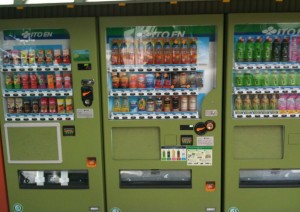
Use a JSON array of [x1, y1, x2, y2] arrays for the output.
[[77, 109, 94, 119], [197, 136, 214, 146]]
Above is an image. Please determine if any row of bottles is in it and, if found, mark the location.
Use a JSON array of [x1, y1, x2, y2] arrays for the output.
[[110, 37, 198, 66], [112, 95, 197, 113], [6, 97, 73, 114], [234, 69, 300, 87], [234, 94, 300, 113], [111, 72, 203, 89], [4, 72, 72, 90], [235, 35, 290, 62], [2, 49, 71, 66]]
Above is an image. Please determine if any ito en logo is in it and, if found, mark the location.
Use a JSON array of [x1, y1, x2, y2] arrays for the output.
[[228, 207, 239, 212], [21, 31, 31, 39], [262, 26, 277, 35]]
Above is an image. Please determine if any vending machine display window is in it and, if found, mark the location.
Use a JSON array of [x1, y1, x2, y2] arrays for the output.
[[232, 24, 300, 119], [105, 25, 217, 120], [0, 29, 74, 121]]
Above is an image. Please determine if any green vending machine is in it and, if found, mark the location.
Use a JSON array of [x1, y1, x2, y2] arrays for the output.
[[0, 18, 105, 212], [225, 13, 300, 212], [100, 15, 223, 212]]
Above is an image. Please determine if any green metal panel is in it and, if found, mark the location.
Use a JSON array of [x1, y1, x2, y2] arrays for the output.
[[0, 18, 105, 212], [100, 15, 223, 212], [225, 13, 300, 212]]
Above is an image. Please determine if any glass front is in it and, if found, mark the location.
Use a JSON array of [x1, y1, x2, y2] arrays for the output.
[[232, 23, 300, 118], [105, 25, 217, 120], [0, 29, 74, 121]]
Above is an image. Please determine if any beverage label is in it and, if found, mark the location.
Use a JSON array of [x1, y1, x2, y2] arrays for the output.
[[179, 72, 187, 88], [146, 74, 155, 88], [290, 36, 298, 62], [47, 74, 55, 89], [287, 95, 296, 114], [188, 72, 197, 88], [281, 36, 290, 62], [262, 71, 270, 86], [144, 39, 154, 65], [288, 71, 296, 86], [21, 73, 30, 89], [23, 99, 31, 113], [62, 49, 70, 64], [30, 73, 38, 89], [15, 98, 23, 113], [55, 73, 63, 89], [181, 38, 189, 64], [7, 98, 15, 113], [5, 73, 13, 89], [40, 97, 48, 113], [37, 49, 45, 65], [295, 95, 300, 113], [172, 97, 179, 111], [245, 37, 254, 62], [234, 95, 243, 110], [155, 97, 163, 112], [126, 39, 135, 65], [263, 36, 272, 62], [189, 37, 197, 64], [130, 99, 138, 113], [12, 50, 20, 65], [57, 98, 65, 113], [111, 39, 119, 65], [155, 73, 162, 88], [137, 74, 146, 89], [244, 71, 253, 86], [129, 74, 137, 89], [49, 98, 57, 113], [164, 97, 171, 112], [172, 39, 181, 64], [3, 50, 12, 65], [163, 73, 171, 88], [63, 73, 72, 89], [260, 95, 269, 111], [278, 94, 287, 114], [253, 70, 261, 86], [37, 74, 47, 89], [271, 71, 279, 86], [272, 36, 281, 62], [138, 97, 146, 111], [154, 38, 163, 64], [135, 39, 144, 65], [65, 98, 73, 113], [163, 38, 172, 64], [32, 99, 39, 113], [279, 71, 287, 86], [253, 36, 263, 62], [243, 95, 252, 110], [171, 73, 179, 88], [28, 49, 35, 65], [13, 74, 21, 89], [119, 40, 127, 65], [121, 97, 130, 112], [113, 97, 120, 112], [270, 95, 278, 110], [235, 71, 244, 86], [54, 49, 62, 64], [180, 96, 188, 111], [20, 50, 28, 65], [146, 98, 155, 112], [235, 37, 245, 62], [188, 96, 197, 111], [196, 72, 204, 87], [252, 95, 260, 110]]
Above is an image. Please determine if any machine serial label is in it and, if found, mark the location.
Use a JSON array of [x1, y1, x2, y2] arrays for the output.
[[77, 109, 94, 118], [197, 136, 214, 146]]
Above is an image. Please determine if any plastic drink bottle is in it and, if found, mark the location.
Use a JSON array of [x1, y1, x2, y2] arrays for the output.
[[235, 37, 245, 62], [253, 36, 263, 62], [245, 37, 254, 62]]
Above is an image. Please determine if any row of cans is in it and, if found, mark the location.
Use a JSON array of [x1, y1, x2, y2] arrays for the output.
[[234, 69, 300, 87], [2, 49, 71, 66], [235, 35, 290, 62], [5, 72, 72, 90], [110, 37, 198, 66], [111, 72, 203, 89], [234, 94, 300, 112], [112, 96, 197, 113], [7, 97, 73, 114]]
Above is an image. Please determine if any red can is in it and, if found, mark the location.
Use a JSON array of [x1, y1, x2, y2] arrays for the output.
[[40, 97, 48, 113], [137, 74, 146, 88], [129, 74, 137, 89]]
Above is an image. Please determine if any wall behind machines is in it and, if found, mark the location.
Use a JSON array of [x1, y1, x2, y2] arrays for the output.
[[0, 0, 300, 19]]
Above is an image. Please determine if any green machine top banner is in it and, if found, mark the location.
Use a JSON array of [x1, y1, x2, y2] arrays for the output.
[[107, 25, 216, 41], [235, 23, 300, 35], [3, 29, 70, 40]]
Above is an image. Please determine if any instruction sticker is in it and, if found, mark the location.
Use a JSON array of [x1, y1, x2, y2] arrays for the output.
[[197, 136, 214, 146], [161, 146, 186, 161], [187, 146, 212, 166]]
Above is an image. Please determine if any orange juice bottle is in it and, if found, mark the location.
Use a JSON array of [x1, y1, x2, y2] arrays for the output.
[[189, 37, 198, 64], [172, 38, 181, 64], [47, 74, 55, 89]]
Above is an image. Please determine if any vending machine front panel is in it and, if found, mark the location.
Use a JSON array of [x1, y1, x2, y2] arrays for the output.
[[0, 18, 105, 212], [100, 15, 223, 212], [225, 13, 300, 212]]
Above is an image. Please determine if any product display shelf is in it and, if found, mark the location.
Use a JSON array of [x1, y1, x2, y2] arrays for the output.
[[234, 62, 300, 70], [5, 113, 74, 121], [108, 64, 198, 73], [3, 89, 73, 97], [233, 87, 300, 95], [109, 88, 199, 97], [1, 64, 71, 72]]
